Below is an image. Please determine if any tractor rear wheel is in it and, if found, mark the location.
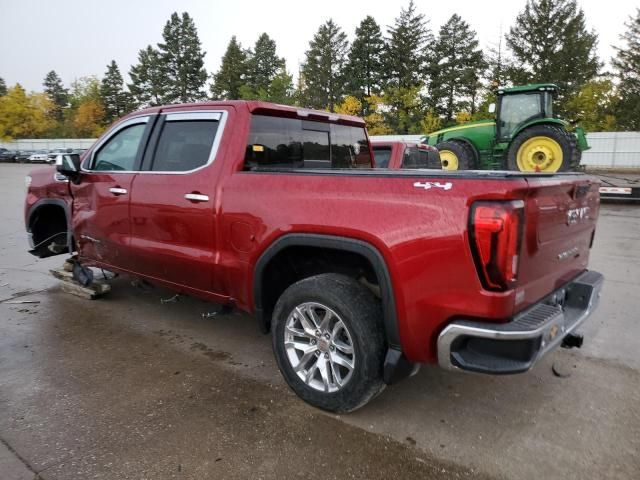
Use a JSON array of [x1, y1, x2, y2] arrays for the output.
[[507, 124, 577, 172], [435, 140, 477, 170]]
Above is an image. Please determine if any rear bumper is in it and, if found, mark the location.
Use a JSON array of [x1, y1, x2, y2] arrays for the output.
[[437, 270, 604, 374]]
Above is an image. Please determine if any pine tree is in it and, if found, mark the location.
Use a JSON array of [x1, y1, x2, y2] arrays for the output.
[[43, 70, 68, 120], [383, 1, 433, 90], [100, 61, 131, 123], [157, 12, 208, 103], [0, 77, 7, 96], [612, 8, 640, 131], [505, 0, 600, 109], [128, 45, 167, 107], [244, 33, 286, 97], [430, 14, 486, 123], [299, 19, 349, 112], [211, 36, 248, 100], [344, 16, 385, 114]]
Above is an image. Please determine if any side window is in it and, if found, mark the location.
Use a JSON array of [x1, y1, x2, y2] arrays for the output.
[[151, 119, 219, 172], [402, 147, 430, 169], [244, 115, 371, 170], [93, 124, 146, 171]]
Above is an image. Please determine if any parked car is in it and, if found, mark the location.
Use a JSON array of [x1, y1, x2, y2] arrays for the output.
[[26, 100, 604, 412], [371, 140, 441, 169], [0, 148, 17, 163], [47, 148, 73, 163], [15, 150, 35, 163], [28, 150, 50, 163]]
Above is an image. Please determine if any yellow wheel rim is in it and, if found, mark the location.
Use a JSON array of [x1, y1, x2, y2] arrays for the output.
[[439, 150, 459, 170], [516, 136, 563, 172]]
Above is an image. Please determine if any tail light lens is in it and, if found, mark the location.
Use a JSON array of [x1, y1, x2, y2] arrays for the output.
[[469, 200, 524, 291]]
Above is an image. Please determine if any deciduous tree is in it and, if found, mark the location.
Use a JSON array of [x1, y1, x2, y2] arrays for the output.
[[299, 19, 349, 111], [0, 85, 56, 140], [564, 78, 617, 131]]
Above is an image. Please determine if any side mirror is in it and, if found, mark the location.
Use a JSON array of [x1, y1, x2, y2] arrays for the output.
[[57, 154, 82, 184], [488, 103, 496, 114]]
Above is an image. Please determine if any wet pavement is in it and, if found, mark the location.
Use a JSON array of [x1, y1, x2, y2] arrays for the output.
[[1, 164, 639, 479]]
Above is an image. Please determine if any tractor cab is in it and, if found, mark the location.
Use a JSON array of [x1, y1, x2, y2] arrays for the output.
[[493, 84, 558, 141]]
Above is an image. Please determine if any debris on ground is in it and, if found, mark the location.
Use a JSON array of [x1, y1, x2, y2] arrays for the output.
[[4, 299, 40, 304], [50, 268, 110, 300], [161, 294, 180, 304]]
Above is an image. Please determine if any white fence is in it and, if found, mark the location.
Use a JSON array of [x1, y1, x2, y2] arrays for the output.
[[371, 132, 640, 169], [0, 138, 96, 151]]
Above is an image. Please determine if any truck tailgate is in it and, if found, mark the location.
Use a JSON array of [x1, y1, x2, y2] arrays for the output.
[[516, 175, 600, 311]]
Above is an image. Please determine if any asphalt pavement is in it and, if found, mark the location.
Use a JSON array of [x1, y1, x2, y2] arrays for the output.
[[1, 164, 638, 479]]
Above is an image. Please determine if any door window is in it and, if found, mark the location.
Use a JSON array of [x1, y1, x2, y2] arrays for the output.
[[151, 120, 220, 172], [93, 124, 146, 171]]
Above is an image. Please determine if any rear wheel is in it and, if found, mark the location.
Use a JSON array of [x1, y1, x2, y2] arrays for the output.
[[272, 273, 386, 412], [435, 140, 477, 170], [507, 124, 577, 172]]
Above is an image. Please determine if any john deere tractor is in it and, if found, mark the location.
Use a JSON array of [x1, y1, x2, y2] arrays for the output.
[[422, 84, 589, 172]]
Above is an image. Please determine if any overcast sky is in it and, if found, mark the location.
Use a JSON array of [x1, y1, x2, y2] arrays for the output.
[[0, 0, 637, 92]]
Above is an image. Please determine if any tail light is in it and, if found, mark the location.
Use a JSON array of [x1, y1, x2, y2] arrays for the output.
[[469, 200, 524, 291]]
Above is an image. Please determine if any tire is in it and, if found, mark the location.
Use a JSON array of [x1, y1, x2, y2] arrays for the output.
[[507, 124, 578, 172], [435, 140, 477, 170], [272, 273, 386, 413]]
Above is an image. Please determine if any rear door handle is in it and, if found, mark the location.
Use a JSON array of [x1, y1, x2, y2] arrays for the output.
[[109, 187, 127, 195], [184, 193, 209, 202]]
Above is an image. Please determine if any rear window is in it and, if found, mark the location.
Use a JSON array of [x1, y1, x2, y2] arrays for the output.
[[402, 147, 440, 169], [372, 146, 392, 168], [244, 115, 371, 170]]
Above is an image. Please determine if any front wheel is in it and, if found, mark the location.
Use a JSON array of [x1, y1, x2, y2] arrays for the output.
[[272, 273, 386, 412]]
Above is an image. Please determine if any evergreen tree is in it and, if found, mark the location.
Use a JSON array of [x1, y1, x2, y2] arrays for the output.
[[383, 1, 433, 90], [344, 16, 385, 114], [157, 12, 208, 103], [612, 8, 640, 131], [505, 0, 600, 108], [211, 36, 248, 100], [430, 14, 486, 122], [128, 45, 167, 107], [0, 77, 6, 96], [245, 33, 286, 97], [43, 70, 68, 120], [299, 19, 349, 112], [100, 60, 131, 123]]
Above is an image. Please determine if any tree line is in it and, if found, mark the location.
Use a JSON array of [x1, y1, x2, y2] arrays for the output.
[[0, 1, 639, 140]]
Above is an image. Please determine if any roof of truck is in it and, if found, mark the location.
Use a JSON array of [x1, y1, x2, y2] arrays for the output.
[[498, 83, 559, 95], [126, 100, 366, 126]]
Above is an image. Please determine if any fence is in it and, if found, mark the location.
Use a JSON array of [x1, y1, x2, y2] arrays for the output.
[[0, 138, 96, 151]]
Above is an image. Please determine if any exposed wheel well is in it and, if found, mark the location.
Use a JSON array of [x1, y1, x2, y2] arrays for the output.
[[28, 204, 69, 258], [259, 245, 379, 331]]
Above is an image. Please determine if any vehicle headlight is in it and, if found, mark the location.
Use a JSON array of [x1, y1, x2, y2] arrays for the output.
[[25, 175, 32, 188]]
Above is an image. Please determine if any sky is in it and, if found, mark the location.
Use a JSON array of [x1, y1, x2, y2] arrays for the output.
[[0, 0, 637, 92]]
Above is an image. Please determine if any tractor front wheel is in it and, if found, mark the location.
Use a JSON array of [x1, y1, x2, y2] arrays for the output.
[[507, 125, 576, 172], [435, 140, 477, 170]]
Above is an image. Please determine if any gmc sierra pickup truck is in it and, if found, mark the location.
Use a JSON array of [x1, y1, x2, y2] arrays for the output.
[[26, 101, 604, 412], [371, 140, 441, 169]]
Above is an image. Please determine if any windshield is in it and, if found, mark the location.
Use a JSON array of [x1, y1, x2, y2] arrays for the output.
[[499, 93, 543, 138]]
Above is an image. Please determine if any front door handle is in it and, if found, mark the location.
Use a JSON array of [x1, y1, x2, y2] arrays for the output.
[[184, 193, 209, 202], [109, 187, 127, 195]]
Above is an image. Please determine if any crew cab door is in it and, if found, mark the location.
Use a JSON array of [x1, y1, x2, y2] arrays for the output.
[[127, 110, 228, 294], [72, 115, 154, 268]]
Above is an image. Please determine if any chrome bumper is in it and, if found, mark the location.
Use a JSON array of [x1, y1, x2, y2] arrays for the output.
[[437, 270, 604, 374]]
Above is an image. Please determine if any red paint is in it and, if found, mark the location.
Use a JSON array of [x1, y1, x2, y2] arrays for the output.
[[25, 101, 601, 365]]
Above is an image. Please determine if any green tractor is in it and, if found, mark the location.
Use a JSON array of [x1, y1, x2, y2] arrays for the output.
[[422, 84, 590, 172]]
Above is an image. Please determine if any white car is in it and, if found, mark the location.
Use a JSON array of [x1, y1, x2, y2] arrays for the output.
[[28, 150, 50, 163]]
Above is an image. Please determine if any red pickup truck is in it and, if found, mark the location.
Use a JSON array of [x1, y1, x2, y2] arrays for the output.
[[26, 101, 604, 412]]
